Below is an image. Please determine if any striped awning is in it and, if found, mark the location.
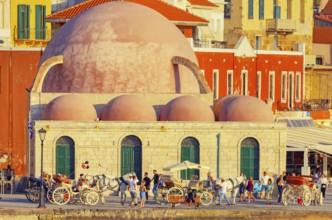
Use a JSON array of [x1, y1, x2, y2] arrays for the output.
[[287, 127, 332, 155]]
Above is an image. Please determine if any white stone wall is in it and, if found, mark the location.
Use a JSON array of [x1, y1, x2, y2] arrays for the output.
[[32, 121, 287, 181]]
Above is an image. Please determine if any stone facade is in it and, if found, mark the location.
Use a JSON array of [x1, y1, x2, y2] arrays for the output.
[[31, 120, 286, 180]]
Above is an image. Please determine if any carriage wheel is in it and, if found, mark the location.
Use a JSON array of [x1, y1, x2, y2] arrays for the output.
[[200, 191, 213, 206], [52, 187, 71, 205], [302, 188, 311, 206], [86, 191, 99, 206], [47, 189, 55, 204], [167, 187, 183, 206], [28, 187, 41, 203], [281, 188, 291, 206], [156, 188, 168, 205], [79, 189, 90, 205]]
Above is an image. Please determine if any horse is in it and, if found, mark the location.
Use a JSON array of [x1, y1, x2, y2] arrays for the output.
[[217, 175, 247, 205]]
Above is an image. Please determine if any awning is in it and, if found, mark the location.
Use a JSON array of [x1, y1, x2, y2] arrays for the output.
[[287, 127, 332, 155]]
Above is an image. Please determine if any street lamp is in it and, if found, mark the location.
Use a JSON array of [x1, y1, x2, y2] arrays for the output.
[[38, 128, 47, 208]]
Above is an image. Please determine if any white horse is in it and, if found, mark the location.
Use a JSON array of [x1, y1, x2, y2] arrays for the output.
[[219, 176, 247, 205]]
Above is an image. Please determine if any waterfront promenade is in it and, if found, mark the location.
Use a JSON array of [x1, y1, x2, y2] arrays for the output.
[[0, 191, 332, 219]]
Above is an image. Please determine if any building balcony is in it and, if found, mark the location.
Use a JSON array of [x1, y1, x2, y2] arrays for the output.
[[190, 38, 227, 49], [13, 28, 51, 47], [266, 19, 296, 34]]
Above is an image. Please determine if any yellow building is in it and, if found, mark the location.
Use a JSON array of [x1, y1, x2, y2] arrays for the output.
[[8, 0, 52, 47], [224, 0, 313, 54]]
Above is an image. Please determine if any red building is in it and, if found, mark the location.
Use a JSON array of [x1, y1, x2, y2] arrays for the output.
[[0, 49, 43, 175], [194, 37, 304, 112]]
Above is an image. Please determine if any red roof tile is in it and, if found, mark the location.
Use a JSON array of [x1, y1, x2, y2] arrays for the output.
[[322, 0, 332, 15], [46, 0, 208, 25], [188, 0, 218, 7], [313, 27, 332, 44]]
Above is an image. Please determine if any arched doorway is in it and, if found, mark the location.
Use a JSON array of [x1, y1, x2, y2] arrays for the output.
[[56, 136, 75, 179], [121, 135, 142, 182], [240, 137, 259, 180], [181, 137, 199, 180]]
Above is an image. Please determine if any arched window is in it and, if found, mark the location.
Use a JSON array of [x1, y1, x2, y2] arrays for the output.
[[181, 137, 200, 180], [56, 136, 75, 179], [121, 135, 142, 182], [240, 137, 259, 180]]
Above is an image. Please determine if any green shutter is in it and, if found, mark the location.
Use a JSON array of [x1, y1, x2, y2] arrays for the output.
[[56, 145, 75, 179], [121, 146, 132, 176], [43, 6, 46, 39], [241, 145, 259, 180], [181, 145, 199, 180], [35, 5, 42, 39], [17, 5, 26, 39], [259, 0, 264, 20], [26, 5, 30, 39], [248, 0, 253, 19], [274, 6, 281, 19]]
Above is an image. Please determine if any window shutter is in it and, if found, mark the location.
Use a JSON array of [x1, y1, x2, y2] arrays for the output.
[[274, 5, 281, 19], [35, 5, 42, 39], [248, 0, 253, 19], [259, 0, 264, 20]]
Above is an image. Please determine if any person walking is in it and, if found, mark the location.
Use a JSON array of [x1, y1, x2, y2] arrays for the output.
[[152, 170, 160, 199], [265, 178, 274, 205], [217, 179, 231, 206], [246, 177, 256, 203], [139, 180, 147, 208], [319, 174, 328, 198], [129, 175, 138, 207], [260, 171, 270, 199], [276, 175, 284, 203], [143, 172, 151, 203]]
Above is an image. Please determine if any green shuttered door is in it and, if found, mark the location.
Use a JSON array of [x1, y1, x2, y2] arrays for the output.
[[56, 137, 75, 179], [240, 138, 259, 180], [181, 137, 199, 180], [121, 136, 142, 182]]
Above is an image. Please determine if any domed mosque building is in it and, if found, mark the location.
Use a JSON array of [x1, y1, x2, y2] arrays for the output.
[[29, 2, 286, 181]]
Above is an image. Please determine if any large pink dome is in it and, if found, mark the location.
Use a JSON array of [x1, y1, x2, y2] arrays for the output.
[[160, 96, 214, 122], [217, 96, 274, 122], [101, 95, 157, 121], [42, 95, 97, 121], [40, 2, 199, 94]]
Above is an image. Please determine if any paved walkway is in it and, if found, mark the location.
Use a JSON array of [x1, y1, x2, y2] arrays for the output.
[[0, 190, 331, 211]]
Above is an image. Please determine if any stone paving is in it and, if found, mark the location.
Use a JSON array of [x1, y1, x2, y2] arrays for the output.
[[0, 190, 331, 211]]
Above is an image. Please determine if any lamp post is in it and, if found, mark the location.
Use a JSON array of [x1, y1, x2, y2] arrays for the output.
[[38, 128, 47, 208]]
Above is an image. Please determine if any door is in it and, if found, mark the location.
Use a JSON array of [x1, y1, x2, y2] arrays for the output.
[[56, 136, 75, 179], [240, 138, 259, 180], [121, 135, 142, 182], [181, 137, 199, 180]]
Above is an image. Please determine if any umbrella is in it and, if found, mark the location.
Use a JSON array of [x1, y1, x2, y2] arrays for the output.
[[163, 160, 210, 172]]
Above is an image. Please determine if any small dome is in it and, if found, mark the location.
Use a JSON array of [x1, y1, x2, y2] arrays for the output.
[[101, 95, 157, 121], [213, 95, 239, 120], [160, 96, 214, 122], [218, 96, 274, 122], [42, 95, 97, 120]]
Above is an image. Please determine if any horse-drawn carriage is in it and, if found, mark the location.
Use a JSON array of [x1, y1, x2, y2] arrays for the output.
[[25, 174, 118, 206], [282, 175, 323, 206]]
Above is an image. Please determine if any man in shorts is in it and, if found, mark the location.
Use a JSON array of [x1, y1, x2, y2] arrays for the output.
[[129, 175, 138, 207], [260, 171, 270, 199]]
